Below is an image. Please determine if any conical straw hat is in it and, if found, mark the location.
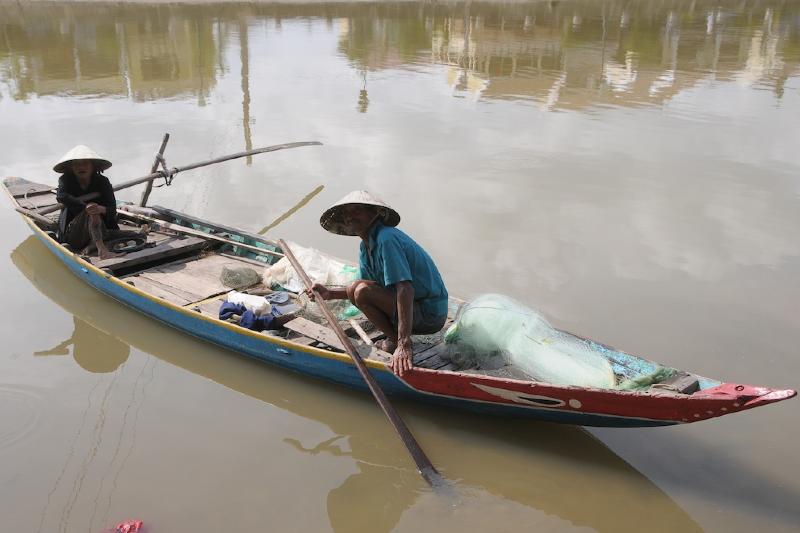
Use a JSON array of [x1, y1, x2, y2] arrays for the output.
[[53, 145, 112, 174], [320, 190, 400, 236]]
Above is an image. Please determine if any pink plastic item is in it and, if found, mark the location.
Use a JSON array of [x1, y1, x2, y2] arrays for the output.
[[115, 520, 143, 533]]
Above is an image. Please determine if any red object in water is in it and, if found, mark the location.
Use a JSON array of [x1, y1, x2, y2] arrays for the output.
[[115, 520, 143, 533]]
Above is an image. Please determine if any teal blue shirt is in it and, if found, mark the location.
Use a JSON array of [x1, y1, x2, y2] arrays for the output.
[[359, 224, 448, 319]]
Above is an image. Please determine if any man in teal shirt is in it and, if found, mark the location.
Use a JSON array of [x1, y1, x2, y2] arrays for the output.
[[310, 191, 448, 376]]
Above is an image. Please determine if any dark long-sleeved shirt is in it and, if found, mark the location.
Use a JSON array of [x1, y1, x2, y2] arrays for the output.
[[56, 172, 119, 239]]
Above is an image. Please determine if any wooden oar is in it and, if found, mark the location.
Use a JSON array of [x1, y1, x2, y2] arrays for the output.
[[277, 239, 444, 489], [34, 141, 322, 216]]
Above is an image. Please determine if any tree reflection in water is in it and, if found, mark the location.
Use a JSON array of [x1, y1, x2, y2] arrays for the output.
[[0, 1, 796, 109]]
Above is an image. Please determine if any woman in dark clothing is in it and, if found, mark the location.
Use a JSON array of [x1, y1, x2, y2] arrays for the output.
[[54, 145, 140, 259]]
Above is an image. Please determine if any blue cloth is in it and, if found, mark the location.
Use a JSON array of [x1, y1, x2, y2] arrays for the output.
[[358, 223, 448, 319], [265, 292, 299, 316], [218, 301, 275, 331], [219, 301, 246, 320], [239, 310, 274, 331]]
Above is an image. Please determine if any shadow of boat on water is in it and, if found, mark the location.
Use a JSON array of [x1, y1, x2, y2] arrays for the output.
[[12, 235, 702, 533]]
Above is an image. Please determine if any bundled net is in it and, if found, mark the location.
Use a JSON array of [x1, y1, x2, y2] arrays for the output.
[[444, 294, 617, 388], [295, 292, 360, 323], [220, 266, 262, 290]]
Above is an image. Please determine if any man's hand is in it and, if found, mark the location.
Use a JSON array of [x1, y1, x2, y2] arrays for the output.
[[85, 203, 105, 216], [391, 338, 413, 377], [306, 283, 330, 301]]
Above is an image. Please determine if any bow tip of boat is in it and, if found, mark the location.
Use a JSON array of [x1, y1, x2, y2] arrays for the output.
[[743, 387, 797, 409]]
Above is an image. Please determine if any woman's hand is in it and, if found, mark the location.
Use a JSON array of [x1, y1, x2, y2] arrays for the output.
[[85, 203, 105, 216]]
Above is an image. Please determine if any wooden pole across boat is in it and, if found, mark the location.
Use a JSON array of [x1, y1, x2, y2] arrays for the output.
[[118, 208, 284, 259], [277, 239, 444, 489], [34, 141, 322, 216]]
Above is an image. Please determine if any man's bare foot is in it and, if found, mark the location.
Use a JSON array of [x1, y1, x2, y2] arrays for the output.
[[375, 338, 398, 353], [139, 224, 151, 235]]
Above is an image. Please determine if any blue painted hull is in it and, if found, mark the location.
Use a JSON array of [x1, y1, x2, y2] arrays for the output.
[[31, 228, 675, 428]]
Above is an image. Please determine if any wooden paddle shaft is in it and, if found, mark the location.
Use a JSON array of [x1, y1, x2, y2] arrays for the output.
[[277, 239, 441, 487], [35, 141, 322, 216]]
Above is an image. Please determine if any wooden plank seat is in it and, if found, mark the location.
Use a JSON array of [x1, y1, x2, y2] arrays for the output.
[[283, 314, 461, 370], [93, 233, 208, 272], [412, 344, 456, 371], [5, 178, 55, 198], [134, 253, 238, 297], [124, 275, 202, 306], [123, 252, 264, 301], [284, 316, 391, 363], [16, 193, 59, 210], [116, 249, 276, 320]]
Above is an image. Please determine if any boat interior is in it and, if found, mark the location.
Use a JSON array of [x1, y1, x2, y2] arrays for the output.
[[5, 176, 710, 392], [4, 177, 475, 372]]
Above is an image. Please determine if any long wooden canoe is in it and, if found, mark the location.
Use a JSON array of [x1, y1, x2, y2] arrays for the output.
[[4, 176, 795, 428]]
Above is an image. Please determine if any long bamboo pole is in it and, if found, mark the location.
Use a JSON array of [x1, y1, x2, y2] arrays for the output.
[[35, 141, 322, 216], [277, 239, 443, 489]]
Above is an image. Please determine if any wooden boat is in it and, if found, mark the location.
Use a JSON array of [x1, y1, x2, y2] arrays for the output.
[[9, 235, 705, 531], [4, 176, 795, 428]]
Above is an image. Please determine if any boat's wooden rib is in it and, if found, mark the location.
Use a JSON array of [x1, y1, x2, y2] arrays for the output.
[[4, 176, 795, 428]]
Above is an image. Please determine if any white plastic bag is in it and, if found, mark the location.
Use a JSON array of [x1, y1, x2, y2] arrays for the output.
[[226, 291, 271, 316], [263, 243, 357, 293]]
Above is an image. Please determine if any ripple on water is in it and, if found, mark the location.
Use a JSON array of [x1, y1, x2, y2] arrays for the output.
[[0, 385, 44, 450]]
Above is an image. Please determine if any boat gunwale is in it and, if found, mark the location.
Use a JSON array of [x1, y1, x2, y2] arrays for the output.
[[15, 213, 674, 396]]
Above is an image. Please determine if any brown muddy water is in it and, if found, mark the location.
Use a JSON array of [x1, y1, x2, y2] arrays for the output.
[[1, 1, 799, 532]]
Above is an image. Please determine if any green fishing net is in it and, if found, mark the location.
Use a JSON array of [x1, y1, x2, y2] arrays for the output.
[[444, 294, 617, 388], [220, 266, 262, 289]]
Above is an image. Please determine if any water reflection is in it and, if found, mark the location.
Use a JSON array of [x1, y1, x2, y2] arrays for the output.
[[1, 1, 796, 109], [34, 316, 129, 373], [339, 0, 799, 108], [0, 2, 222, 102], [12, 236, 702, 532]]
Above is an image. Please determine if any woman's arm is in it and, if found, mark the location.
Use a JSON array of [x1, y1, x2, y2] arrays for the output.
[[55, 175, 86, 210]]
